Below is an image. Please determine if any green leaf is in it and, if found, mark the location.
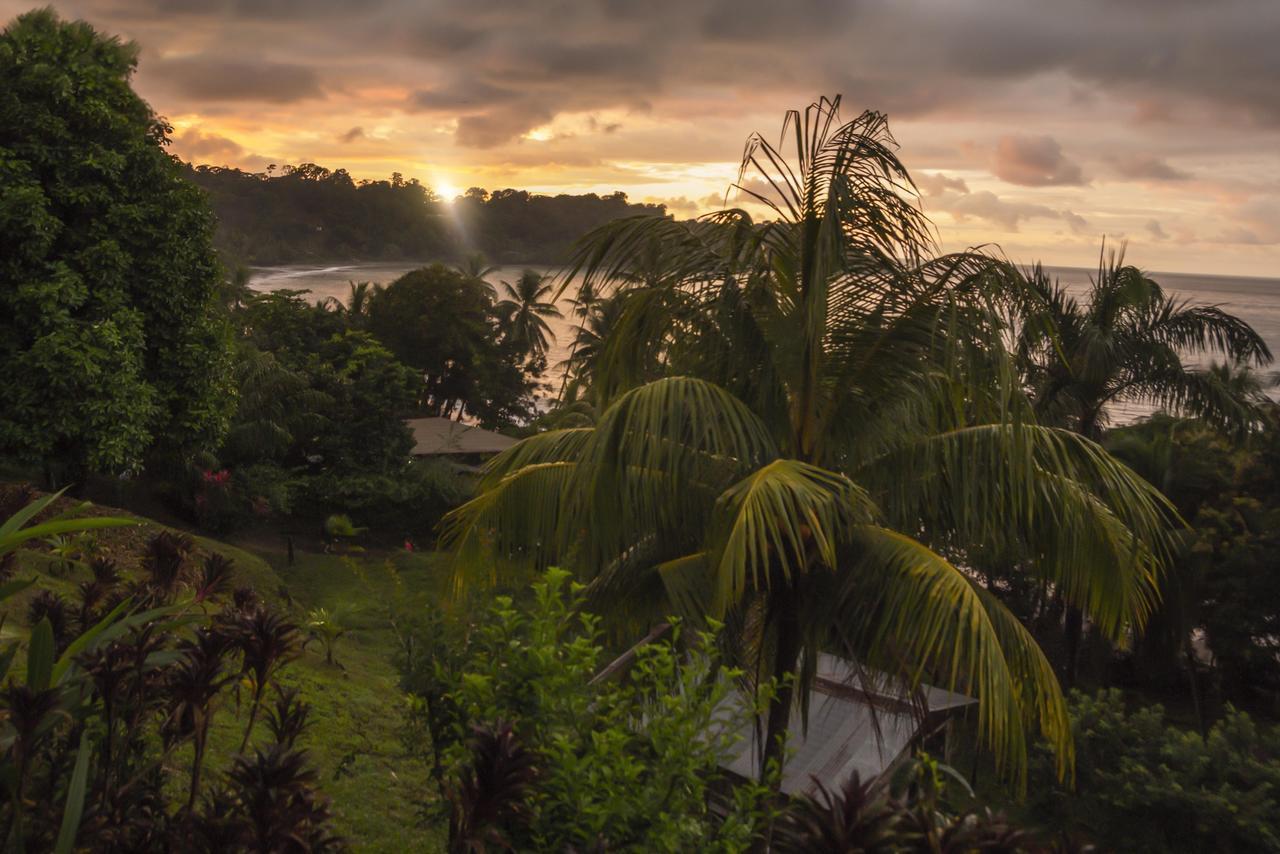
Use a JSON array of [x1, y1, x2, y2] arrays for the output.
[[52, 598, 131, 684], [708, 459, 876, 612], [0, 488, 65, 539], [0, 516, 136, 557], [54, 731, 91, 854], [0, 578, 36, 603], [0, 642, 19, 683], [27, 618, 54, 691]]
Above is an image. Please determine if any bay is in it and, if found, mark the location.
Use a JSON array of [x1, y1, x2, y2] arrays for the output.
[[250, 262, 1280, 423]]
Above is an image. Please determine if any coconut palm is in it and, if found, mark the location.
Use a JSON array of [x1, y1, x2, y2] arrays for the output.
[[321, 281, 380, 324], [1015, 254, 1271, 684], [454, 252, 499, 298], [496, 269, 561, 359], [1016, 254, 1272, 441], [561, 294, 627, 390], [442, 97, 1175, 785]]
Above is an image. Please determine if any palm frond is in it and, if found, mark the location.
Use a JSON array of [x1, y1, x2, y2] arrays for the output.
[[440, 462, 576, 591], [571, 376, 779, 573], [836, 526, 1072, 785], [476, 428, 594, 491], [708, 459, 876, 613], [860, 422, 1176, 636]]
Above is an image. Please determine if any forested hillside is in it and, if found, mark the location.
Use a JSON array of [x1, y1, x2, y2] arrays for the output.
[[183, 163, 667, 266]]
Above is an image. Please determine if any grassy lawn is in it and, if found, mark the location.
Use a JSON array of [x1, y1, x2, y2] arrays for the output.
[[186, 543, 453, 851], [232, 544, 452, 851]]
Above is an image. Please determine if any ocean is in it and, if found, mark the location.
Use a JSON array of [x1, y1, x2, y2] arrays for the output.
[[249, 262, 1280, 422]]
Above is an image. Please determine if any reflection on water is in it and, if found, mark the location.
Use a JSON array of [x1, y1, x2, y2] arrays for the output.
[[250, 263, 1280, 425]]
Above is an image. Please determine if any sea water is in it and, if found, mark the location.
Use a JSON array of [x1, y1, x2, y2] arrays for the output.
[[250, 263, 1280, 423]]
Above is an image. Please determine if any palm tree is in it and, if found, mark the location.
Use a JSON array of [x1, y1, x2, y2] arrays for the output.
[[1015, 252, 1271, 684], [442, 97, 1174, 785], [561, 294, 626, 390], [220, 266, 254, 311], [1016, 252, 1272, 441], [454, 252, 499, 298], [322, 281, 380, 324], [495, 269, 561, 360]]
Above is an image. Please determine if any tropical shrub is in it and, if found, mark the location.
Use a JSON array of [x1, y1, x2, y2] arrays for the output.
[[776, 757, 1085, 853], [303, 460, 470, 541], [0, 494, 341, 851], [398, 569, 773, 852], [1022, 690, 1280, 853]]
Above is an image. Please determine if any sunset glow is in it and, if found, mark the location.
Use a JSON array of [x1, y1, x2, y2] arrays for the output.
[[4, 0, 1279, 276]]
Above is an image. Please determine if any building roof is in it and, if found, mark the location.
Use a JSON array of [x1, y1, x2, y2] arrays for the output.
[[718, 653, 976, 797], [406, 417, 519, 456]]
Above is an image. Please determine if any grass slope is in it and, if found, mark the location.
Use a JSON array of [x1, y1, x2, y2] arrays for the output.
[[2, 490, 448, 851]]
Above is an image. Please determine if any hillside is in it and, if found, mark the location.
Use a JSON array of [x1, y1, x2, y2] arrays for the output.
[[184, 162, 668, 267]]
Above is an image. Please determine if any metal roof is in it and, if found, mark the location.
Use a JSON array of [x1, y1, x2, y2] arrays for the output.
[[719, 653, 976, 797], [406, 417, 519, 456]]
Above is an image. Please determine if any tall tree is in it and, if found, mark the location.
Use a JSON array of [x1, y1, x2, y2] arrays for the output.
[[1016, 253, 1271, 441], [367, 264, 536, 425], [1016, 253, 1272, 684], [443, 97, 1176, 785], [495, 269, 561, 360], [0, 9, 233, 484], [321, 281, 379, 326]]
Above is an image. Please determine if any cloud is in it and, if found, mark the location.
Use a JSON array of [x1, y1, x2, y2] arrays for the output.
[[7, 0, 1280, 273], [1213, 198, 1280, 245], [171, 127, 245, 161], [150, 56, 323, 103], [930, 188, 1089, 234], [1145, 219, 1169, 240], [339, 126, 365, 143], [648, 195, 701, 214], [915, 172, 969, 196], [992, 136, 1086, 187], [169, 127, 273, 170], [1110, 155, 1191, 182]]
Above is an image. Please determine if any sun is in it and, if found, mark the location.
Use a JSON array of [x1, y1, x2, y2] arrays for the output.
[[434, 179, 459, 201]]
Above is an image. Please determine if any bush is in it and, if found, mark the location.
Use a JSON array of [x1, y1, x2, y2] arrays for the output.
[[0, 495, 341, 851], [302, 460, 470, 540], [1023, 689, 1280, 853], [398, 569, 773, 852]]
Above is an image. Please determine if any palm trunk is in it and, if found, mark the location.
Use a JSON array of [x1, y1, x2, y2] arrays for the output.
[[762, 588, 800, 781]]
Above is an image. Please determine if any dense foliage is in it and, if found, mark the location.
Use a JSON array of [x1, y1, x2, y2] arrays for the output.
[[1021, 690, 1280, 854], [186, 164, 666, 267], [396, 569, 772, 852], [398, 570, 1091, 853], [444, 97, 1177, 786], [1106, 411, 1280, 706], [0, 9, 233, 484], [0, 493, 341, 852], [365, 264, 542, 425], [203, 280, 485, 535]]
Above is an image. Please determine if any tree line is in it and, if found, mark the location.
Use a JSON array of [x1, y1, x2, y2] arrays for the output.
[[184, 163, 667, 267]]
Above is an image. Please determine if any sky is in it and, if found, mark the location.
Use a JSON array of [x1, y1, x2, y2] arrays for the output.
[[6, 0, 1280, 277]]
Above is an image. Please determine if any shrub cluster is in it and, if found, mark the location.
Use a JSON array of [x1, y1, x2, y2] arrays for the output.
[[0, 495, 341, 852]]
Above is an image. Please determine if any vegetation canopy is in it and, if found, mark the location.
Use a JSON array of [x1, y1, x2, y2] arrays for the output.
[[443, 96, 1179, 786], [0, 8, 233, 484]]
